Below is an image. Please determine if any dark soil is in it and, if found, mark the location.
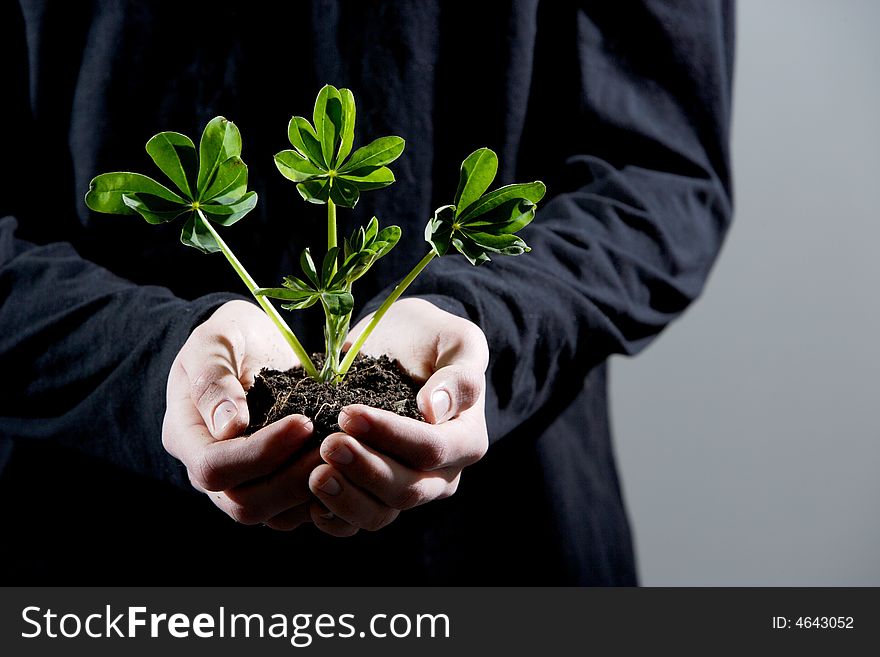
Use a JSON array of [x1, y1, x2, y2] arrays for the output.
[[245, 354, 424, 438]]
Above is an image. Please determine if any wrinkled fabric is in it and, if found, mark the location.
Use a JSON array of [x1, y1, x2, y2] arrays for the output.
[[0, 0, 733, 584]]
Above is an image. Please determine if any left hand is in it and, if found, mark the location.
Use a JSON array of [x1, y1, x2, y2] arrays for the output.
[[308, 298, 489, 537], [162, 300, 320, 531]]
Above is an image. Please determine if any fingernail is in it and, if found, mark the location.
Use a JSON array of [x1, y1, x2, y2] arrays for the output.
[[212, 400, 238, 433], [325, 443, 354, 465], [318, 476, 342, 496], [320, 511, 335, 520], [339, 409, 370, 435], [431, 389, 452, 423]]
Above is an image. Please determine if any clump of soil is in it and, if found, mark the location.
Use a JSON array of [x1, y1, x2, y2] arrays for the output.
[[246, 354, 423, 438]]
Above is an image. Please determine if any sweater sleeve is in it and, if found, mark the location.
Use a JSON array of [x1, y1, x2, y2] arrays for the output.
[[0, 216, 235, 485], [367, 0, 735, 442]]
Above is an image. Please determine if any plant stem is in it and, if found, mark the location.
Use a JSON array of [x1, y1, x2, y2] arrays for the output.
[[319, 198, 344, 381], [320, 305, 350, 382], [327, 199, 337, 252], [337, 250, 436, 377], [196, 209, 319, 379]]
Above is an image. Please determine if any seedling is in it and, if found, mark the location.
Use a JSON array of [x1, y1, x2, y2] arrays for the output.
[[264, 85, 405, 380], [258, 85, 545, 382], [85, 85, 545, 390]]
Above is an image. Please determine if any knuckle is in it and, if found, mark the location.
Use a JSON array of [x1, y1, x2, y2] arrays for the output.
[[227, 501, 261, 526], [186, 468, 206, 493], [392, 482, 425, 510], [356, 461, 385, 492], [360, 517, 382, 532], [364, 508, 397, 532], [418, 435, 448, 471], [190, 372, 223, 410], [459, 321, 490, 368], [439, 476, 461, 500], [188, 323, 209, 343], [193, 451, 224, 491], [467, 433, 489, 465], [454, 368, 485, 408]]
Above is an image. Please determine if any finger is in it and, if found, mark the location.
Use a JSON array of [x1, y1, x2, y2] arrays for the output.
[[309, 500, 359, 537], [191, 415, 313, 491], [321, 433, 457, 510], [309, 465, 399, 532], [164, 374, 314, 491], [264, 504, 312, 532], [178, 331, 249, 440], [416, 364, 485, 424], [338, 404, 486, 471], [222, 447, 324, 522]]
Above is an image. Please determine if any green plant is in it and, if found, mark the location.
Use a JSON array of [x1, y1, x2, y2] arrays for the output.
[[84, 116, 321, 378], [264, 85, 405, 380], [85, 85, 545, 387], [334, 145, 546, 378]]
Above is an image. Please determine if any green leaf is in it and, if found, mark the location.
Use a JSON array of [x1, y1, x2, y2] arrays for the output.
[[300, 248, 319, 288], [452, 234, 492, 266], [86, 172, 186, 215], [463, 198, 537, 235], [339, 166, 395, 191], [180, 213, 220, 254], [374, 225, 401, 257], [338, 136, 405, 173], [424, 204, 456, 257], [337, 88, 356, 164], [281, 297, 319, 311], [121, 193, 190, 225], [364, 216, 379, 243], [201, 156, 247, 204], [321, 247, 340, 288], [296, 178, 332, 204], [197, 117, 242, 194], [254, 286, 319, 311], [282, 274, 314, 292], [465, 230, 530, 255], [87, 117, 260, 258], [288, 117, 326, 168], [329, 178, 360, 208], [199, 191, 258, 226], [343, 233, 357, 259], [145, 131, 197, 198], [313, 85, 343, 169], [321, 291, 354, 316], [335, 251, 371, 287], [336, 217, 401, 285], [458, 181, 546, 223], [254, 287, 303, 299], [454, 148, 498, 218], [274, 150, 326, 182]]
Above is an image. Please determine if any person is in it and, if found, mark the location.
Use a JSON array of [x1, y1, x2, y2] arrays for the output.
[[0, 0, 734, 585]]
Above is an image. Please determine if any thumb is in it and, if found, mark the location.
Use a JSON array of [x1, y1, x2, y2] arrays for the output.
[[188, 363, 250, 439], [417, 364, 485, 425]]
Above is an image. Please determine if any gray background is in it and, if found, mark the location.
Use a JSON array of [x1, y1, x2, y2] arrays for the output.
[[611, 0, 880, 585]]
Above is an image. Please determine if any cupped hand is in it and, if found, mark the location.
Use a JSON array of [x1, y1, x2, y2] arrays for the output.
[[309, 297, 489, 537], [162, 300, 321, 530]]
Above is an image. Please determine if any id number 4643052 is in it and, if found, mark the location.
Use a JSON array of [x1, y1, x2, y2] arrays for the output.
[[772, 616, 854, 629]]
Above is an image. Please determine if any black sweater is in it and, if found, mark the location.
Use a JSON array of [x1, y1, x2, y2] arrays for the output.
[[0, 0, 733, 585]]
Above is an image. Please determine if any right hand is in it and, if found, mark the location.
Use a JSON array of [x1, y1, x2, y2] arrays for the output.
[[162, 300, 321, 530]]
